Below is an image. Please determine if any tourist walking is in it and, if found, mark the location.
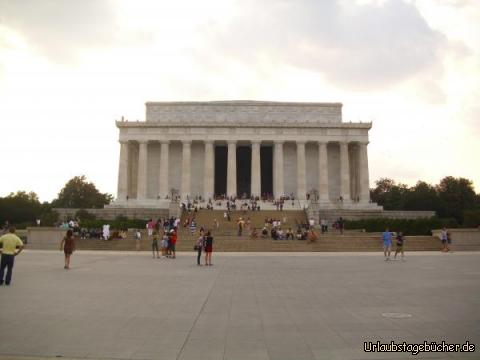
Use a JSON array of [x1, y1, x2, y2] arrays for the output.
[[394, 231, 405, 260], [147, 219, 155, 237], [151, 231, 160, 258], [382, 228, 392, 261], [447, 231, 452, 251], [169, 229, 177, 259], [204, 230, 213, 266], [440, 227, 449, 252], [307, 228, 318, 243], [135, 229, 141, 251], [189, 219, 197, 235], [161, 231, 169, 257], [60, 229, 76, 269], [195, 230, 205, 266], [320, 218, 327, 233], [0, 226, 24, 285], [338, 217, 344, 234]]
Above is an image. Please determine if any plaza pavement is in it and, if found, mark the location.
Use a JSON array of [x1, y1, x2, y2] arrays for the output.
[[0, 250, 479, 360]]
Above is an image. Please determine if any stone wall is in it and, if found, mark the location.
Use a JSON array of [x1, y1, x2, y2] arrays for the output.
[[27, 227, 66, 250], [54, 208, 170, 221], [307, 207, 435, 224]]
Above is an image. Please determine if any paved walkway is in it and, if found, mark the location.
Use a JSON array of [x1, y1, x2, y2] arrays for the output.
[[0, 251, 479, 360]]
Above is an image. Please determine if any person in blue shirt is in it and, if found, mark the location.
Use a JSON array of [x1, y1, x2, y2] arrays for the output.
[[382, 228, 393, 261]]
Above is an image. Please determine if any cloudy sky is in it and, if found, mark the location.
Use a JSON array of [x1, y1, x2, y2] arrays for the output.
[[0, 0, 479, 201]]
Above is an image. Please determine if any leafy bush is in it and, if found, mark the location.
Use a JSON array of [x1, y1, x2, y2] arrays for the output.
[[344, 217, 458, 236], [463, 210, 480, 228], [80, 218, 147, 230], [40, 210, 59, 226]]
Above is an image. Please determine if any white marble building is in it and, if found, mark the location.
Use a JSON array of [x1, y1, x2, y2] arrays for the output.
[[114, 101, 377, 209]]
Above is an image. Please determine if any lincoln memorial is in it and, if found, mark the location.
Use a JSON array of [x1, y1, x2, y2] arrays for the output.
[[113, 101, 378, 210]]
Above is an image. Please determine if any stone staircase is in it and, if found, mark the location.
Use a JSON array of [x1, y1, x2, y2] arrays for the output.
[[74, 232, 440, 252], [74, 209, 442, 252]]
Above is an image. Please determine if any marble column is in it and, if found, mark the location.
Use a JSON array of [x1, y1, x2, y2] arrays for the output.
[[318, 141, 329, 202], [137, 141, 148, 200], [158, 140, 169, 199], [296, 141, 306, 199], [227, 141, 237, 197], [181, 140, 191, 199], [117, 140, 129, 201], [204, 140, 215, 200], [251, 141, 261, 198], [273, 141, 284, 198], [358, 141, 370, 203], [339, 142, 351, 201]]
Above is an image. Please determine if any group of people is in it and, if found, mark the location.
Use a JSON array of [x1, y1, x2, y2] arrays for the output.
[[382, 228, 405, 261], [147, 228, 178, 259], [195, 230, 214, 266]]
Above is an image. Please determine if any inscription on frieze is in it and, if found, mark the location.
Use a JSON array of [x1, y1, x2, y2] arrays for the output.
[[146, 101, 342, 125]]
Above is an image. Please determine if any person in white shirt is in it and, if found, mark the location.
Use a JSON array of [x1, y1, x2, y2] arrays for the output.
[[102, 224, 110, 240]]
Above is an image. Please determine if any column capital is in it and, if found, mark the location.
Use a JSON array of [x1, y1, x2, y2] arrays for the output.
[[204, 140, 214, 145], [274, 140, 284, 145], [160, 140, 170, 145], [318, 141, 328, 146], [251, 140, 262, 146], [339, 141, 349, 147], [296, 140, 306, 146], [138, 140, 148, 145], [358, 141, 369, 146], [182, 139, 192, 145], [227, 140, 237, 145]]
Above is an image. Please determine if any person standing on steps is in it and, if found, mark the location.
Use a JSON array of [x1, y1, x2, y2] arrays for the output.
[[0, 226, 24, 285], [135, 229, 141, 251], [382, 228, 392, 261], [60, 229, 76, 269], [204, 230, 213, 266]]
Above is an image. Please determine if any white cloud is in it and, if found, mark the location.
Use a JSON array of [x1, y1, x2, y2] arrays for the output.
[[0, 0, 479, 199], [209, 0, 448, 89]]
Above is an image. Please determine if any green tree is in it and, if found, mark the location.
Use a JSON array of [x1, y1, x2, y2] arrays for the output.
[[404, 181, 441, 211], [0, 191, 43, 225], [52, 176, 113, 209], [436, 176, 477, 223], [370, 178, 409, 210]]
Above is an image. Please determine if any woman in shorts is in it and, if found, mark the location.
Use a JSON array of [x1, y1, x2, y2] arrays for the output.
[[394, 231, 405, 260], [204, 230, 213, 266], [151, 231, 160, 258], [60, 229, 75, 269]]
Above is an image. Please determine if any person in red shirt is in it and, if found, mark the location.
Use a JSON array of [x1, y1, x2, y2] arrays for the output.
[[169, 228, 177, 259]]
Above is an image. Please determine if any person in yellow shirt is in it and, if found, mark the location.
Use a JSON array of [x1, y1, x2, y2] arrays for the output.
[[0, 226, 24, 286]]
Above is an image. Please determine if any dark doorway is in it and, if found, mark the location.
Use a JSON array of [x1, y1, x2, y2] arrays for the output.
[[261, 146, 273, 196], [236, 146, 251, 198], [214, 146, 227, 197]]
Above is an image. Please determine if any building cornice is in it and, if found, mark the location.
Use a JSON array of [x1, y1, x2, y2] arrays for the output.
[[116, 121, 372, 130]]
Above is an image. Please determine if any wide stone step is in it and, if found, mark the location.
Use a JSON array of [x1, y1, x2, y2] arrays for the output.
[[75, 234, 440, 252]]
